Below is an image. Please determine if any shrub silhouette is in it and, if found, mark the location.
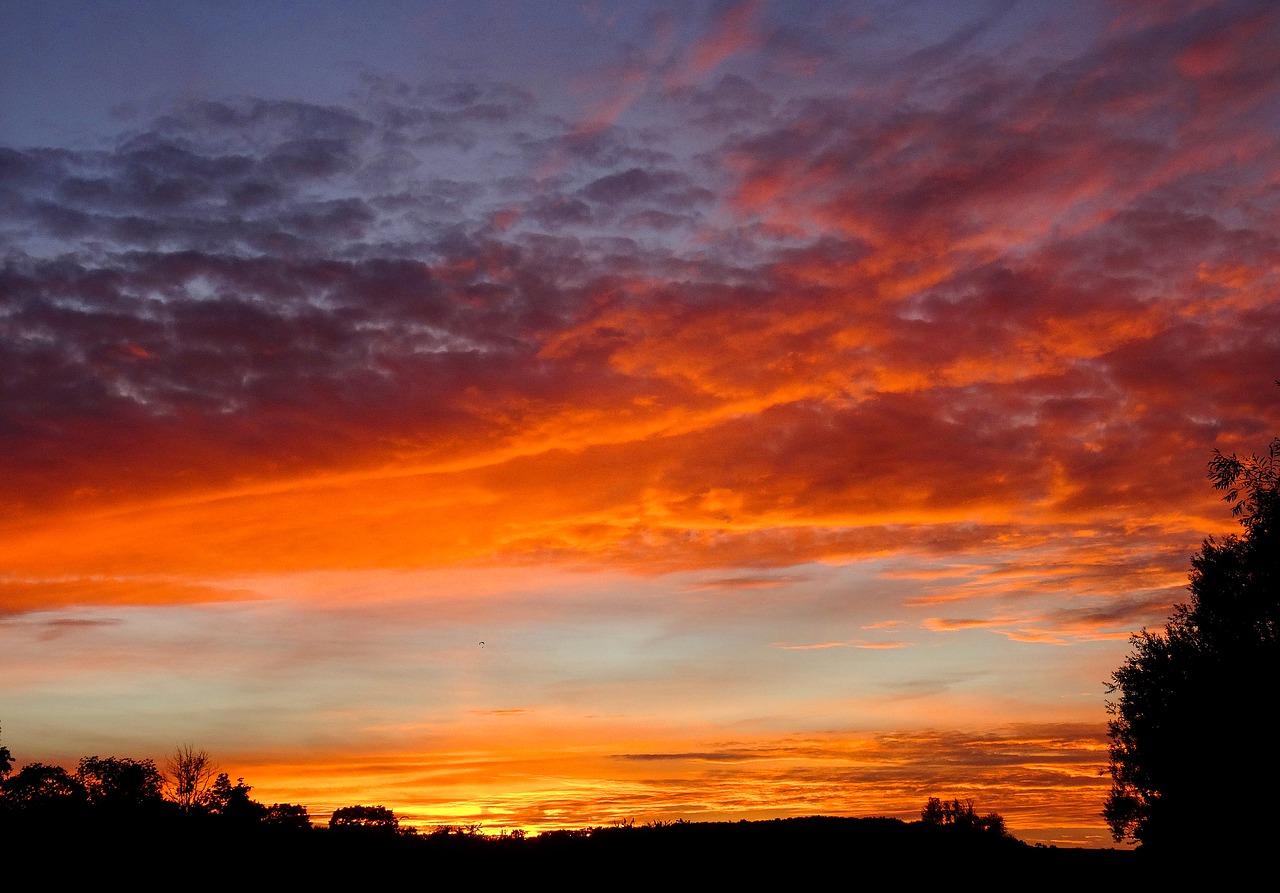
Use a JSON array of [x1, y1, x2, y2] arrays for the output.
[[330, 804, 399, 833], [921, 798, 1008, 836], [263, 801, 312, 830]]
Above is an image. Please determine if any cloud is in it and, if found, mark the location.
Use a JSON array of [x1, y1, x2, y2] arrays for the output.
[[580, 167, 712, 210], [773, 639, 911, 650], [2, 0, 1276, 606], [682, 0, 764, 83], [221, 723, 1112, 841], [23, 617, 125, 642], [920, 588, 1184, 644], [616, 750, 764, 763], [0, 577, 258, 617], [682, 573, 811, 591]]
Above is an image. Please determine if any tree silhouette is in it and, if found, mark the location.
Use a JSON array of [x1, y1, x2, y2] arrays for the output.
[[166, 745, 217, 812], [263, 801, 313, 830], [0, 722, 11, 779], [330, 804, 399, 833], [76, 755, 165, 811], [0, 763, 87, 818], [920, 798, 1008, 836], [1105, 434, 1279, 850], [206, 772, 267, 823]]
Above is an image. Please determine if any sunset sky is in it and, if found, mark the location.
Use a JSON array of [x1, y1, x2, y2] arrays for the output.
[[2, 0, 1278, 847]]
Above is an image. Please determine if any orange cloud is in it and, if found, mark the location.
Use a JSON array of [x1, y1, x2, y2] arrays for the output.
[[666, 0, 763, 88], [774, 640, 912, 650], [228, 724, 1114, 844], [0, 576, 257, 616]]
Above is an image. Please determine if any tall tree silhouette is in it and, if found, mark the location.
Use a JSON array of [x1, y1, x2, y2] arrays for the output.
[[166, 745, 217, 812], [1105, 434, 1279, 850]]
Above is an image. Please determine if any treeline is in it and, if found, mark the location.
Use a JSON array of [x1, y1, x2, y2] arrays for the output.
[[0, 743, 477, 837], [0, 748, 302, 829], [0, 740, 1015, 844], [0, 741, 1151, 882]]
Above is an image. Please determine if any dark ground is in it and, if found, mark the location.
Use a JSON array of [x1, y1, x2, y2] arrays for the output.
[[6, 814, 1222, 887]]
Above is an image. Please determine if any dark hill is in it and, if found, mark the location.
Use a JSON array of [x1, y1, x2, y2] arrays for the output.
[[5, 813, 1159, 887]]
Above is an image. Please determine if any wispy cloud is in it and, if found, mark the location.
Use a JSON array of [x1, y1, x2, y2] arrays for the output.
[[773, 639, 912, 650]]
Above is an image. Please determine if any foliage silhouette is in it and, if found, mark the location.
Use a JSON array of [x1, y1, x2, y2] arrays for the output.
[[0, 722, 11, 779], [330, 803, 400, 833], [0, 737, 1152, 883], [76, 755, 166, 813], [0, 763, 87, 819], [921, 797, 1008, 836], [206, 772, 268, 823], [1105, 433, 1279, 850], [262, 801, 312, 830]]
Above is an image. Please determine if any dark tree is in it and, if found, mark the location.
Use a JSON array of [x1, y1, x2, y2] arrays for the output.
[[0, 722, 11, 779], [165, 744, 217, 812], [920, 798, 1008, 836], [76, 755, 166, 814], [206, 772, 267, 823], [330, 804, 400, 833], [1105, 435, 1279, 851], [263, 801, 313, 830], [0, 763, 88, 818]]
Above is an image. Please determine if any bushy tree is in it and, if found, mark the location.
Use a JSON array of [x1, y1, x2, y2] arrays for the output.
[[206, 772, 267, 823], [920, 798, 1008, 836], [330, 804, 399, 833], [1105, 436, 1279, 850], [263, 802, 312, 830], [0, 763, 88, 818], [76, 755, 165, 812]]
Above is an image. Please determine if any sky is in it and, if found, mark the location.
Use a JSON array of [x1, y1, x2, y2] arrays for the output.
[[1, 0, 1277, 848]]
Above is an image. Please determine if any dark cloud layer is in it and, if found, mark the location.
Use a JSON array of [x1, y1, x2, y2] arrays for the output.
[[2, 0, 1277, 576]]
